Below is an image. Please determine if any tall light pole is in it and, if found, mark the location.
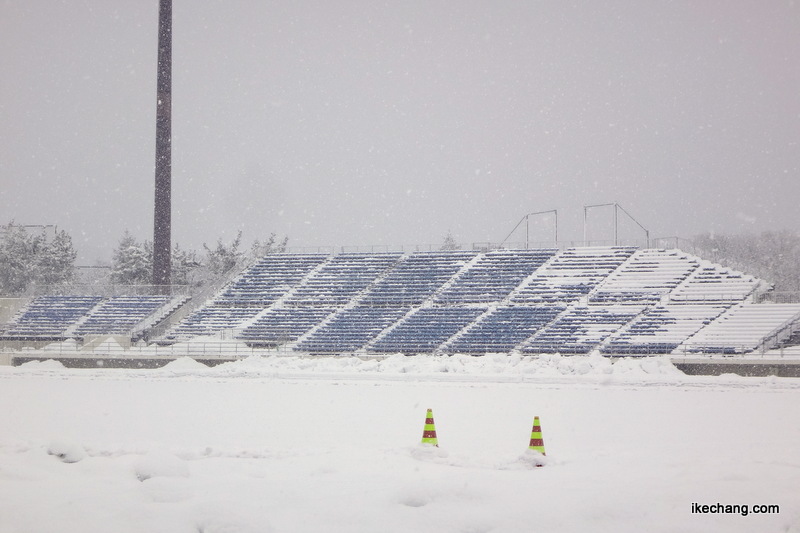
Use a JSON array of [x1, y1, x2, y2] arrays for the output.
[[583, 203, 616, 246], [500, 210, 558, 249], [153, 0, 172, 290], [583, 202, 650, 247]]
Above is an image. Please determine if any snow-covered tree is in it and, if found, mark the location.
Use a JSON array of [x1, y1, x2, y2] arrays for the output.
[[0, 224, 35, 294], [171, 244, 201, 286], [251, 233, 288, 259], [440, 230, 458, 251], [35, 229, 77, 288], [110, 231, 204, 287], [0, 223, 77, 295], [203, 231, 244, 277], [692, 230, 800, 292], [110, 231, 152, 285]]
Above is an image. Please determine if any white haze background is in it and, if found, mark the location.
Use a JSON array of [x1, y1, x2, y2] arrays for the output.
[[1, 1, 799, 262]]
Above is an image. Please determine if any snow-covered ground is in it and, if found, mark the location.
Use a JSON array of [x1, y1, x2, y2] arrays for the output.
[[1, 355, 798, 533]]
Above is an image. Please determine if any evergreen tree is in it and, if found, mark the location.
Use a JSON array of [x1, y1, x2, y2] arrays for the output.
[[0, 224, 35, 294], [171, 243, 201, 286], [440, 230, 458, 251], [203, 231, 244, 277], [251, 233, 288, 259], [0, 224, 77, 295], [37, 229, 77, 287], [110, 231, 151, 285]]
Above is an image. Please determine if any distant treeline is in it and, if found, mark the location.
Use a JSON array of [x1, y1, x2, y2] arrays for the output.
[[691, 230, 800, 292], [0, 224, 287, 296], [2, 223, 798, 296]]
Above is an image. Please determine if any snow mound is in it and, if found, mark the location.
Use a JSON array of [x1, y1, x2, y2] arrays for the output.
[[47, 439, 86, 463], [208, 353, 683, 379], [156, 356, 211, 374], [134, 449, 190, 481], [509, 449, 548, 469], [18, 359, 66, 370], [92, 338, 126, 353]]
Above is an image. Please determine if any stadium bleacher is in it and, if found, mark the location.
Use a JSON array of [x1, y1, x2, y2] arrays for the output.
[[163, 305, 263, 341], [521, 305, 644, 354], [295, 305, 412, 353], [4, 246, 795, 357], [358, 250, 478, 306], [589, 249, 699, 304], [510, 247, 636, 304], [282, 252, 402, 307], [679, 302, 800, 354], [668, 262, 762, 304], [216, 253, 329, 306], [434, 249, 556, 304], [601, 304, 728, 355], [370, 306, 487, 354], [445, 305, 565, 354], [74, 295, 172, 337], [2, 295, 103, 339], [237, 307, 337, 347]]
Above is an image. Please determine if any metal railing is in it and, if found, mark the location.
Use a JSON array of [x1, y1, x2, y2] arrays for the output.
[[28, 283, 192, 297], [281, 239, 656, 255], [754, 292, 800, 304], [5, 335, 800, 361]]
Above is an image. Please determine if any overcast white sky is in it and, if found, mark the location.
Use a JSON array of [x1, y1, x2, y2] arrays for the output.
[[1, 0, 798, 262]]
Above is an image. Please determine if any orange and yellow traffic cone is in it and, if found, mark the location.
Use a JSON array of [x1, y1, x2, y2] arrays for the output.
[[421, 408, 439, 447], [529, 416, 545, 456]]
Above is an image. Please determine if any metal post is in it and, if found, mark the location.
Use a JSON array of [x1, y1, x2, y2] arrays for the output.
[[153, 0, 172, 290], [583, 206, 587, 246], [525, 214, 529, 249], [554, 210, 558, 246]]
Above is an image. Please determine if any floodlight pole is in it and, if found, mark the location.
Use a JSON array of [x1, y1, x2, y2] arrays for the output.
[[616, 203, 650, 248], [584, 202, 650, 247], [153, 0, 172, 290], [500, 209, 558, 249], [583, 202, 616, 246], [526, 209, 558, 248]]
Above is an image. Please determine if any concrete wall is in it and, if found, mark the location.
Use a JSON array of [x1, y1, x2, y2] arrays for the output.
[[0, 298, 29, 325], [672, 358, 800, 378]]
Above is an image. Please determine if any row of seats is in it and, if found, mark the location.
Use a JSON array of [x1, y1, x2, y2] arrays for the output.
[[1, 295, 179, 339], [521, 305, 645, 354], [510, 247, 636, 304], [2, 296, 104, 338], [370, 307, 487, 353], [295, 306, 412, 353], [679, 303, 800, 354], [668, 263, 762, 304], [238, 307, 337, 347], [283, 253, 402, 306], [74, 296, 172, 336], [163, 305, 262, 341], [434, 249, 556, 304], [601, 304, 728, 355], [445, 305, 565, 354], [589, 249, 699, 304], [216, 254, 329, 305], [358, 251, 478, 306]]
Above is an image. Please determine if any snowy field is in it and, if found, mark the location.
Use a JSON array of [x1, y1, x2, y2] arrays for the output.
[[1, 354, 799, 533]]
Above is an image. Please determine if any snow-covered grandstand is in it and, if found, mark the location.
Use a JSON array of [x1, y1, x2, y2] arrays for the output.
[[2, 247, 799, 358]]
